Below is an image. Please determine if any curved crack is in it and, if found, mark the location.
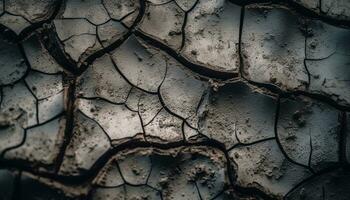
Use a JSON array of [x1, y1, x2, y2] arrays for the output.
[[228, 0, 350, 28], [0, 0, 63, 42], [275, 96, 316, 173], [135, 30, 237, 80]]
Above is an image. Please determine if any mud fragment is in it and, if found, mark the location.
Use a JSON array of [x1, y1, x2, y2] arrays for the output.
[[77, 98, 143, 142], [229, 140, 312, 198], [242, 6, 308, 91], [77, 54, 131, 104], [0, 36, 27, 85], [286, 168, 350, 200], [181, 0, 241, 73], [59, 112, 111, 176], [4, 116, 65, 165], [277, 96, 341, 171], [306, 20, 350, 107], [110, 35, 167, 93], [138, 1, 185, 50], [160, 57, 208, 128], [199, 82, 277, 148], [22, 33, 62, 74]]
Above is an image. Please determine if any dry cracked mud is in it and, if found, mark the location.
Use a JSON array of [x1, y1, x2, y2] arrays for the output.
[[0, 0, 350, 199]]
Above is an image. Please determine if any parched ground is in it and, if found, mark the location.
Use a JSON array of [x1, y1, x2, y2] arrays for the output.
[[0, 0, 350, 199]]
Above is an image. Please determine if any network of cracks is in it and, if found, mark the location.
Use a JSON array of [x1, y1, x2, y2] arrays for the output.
[[0, 0, 350, 199]]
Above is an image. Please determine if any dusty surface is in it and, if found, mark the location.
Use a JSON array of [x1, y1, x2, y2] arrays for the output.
[[0, 0, 350, 199]]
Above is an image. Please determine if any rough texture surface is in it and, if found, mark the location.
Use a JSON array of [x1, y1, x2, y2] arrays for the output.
[[0, 0, 349, 199]]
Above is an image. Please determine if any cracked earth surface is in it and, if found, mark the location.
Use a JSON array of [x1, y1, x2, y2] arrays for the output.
[[0, 0, 350, 199]]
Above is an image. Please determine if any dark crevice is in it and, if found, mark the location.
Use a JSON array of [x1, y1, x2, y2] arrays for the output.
[[18, 0, 63, 40], [54, 73, 76, 173], [40, 25, 79, 74], [0, 139, 235, 189], [0, 129, 282, 200], [39, 0, 145, 76]]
